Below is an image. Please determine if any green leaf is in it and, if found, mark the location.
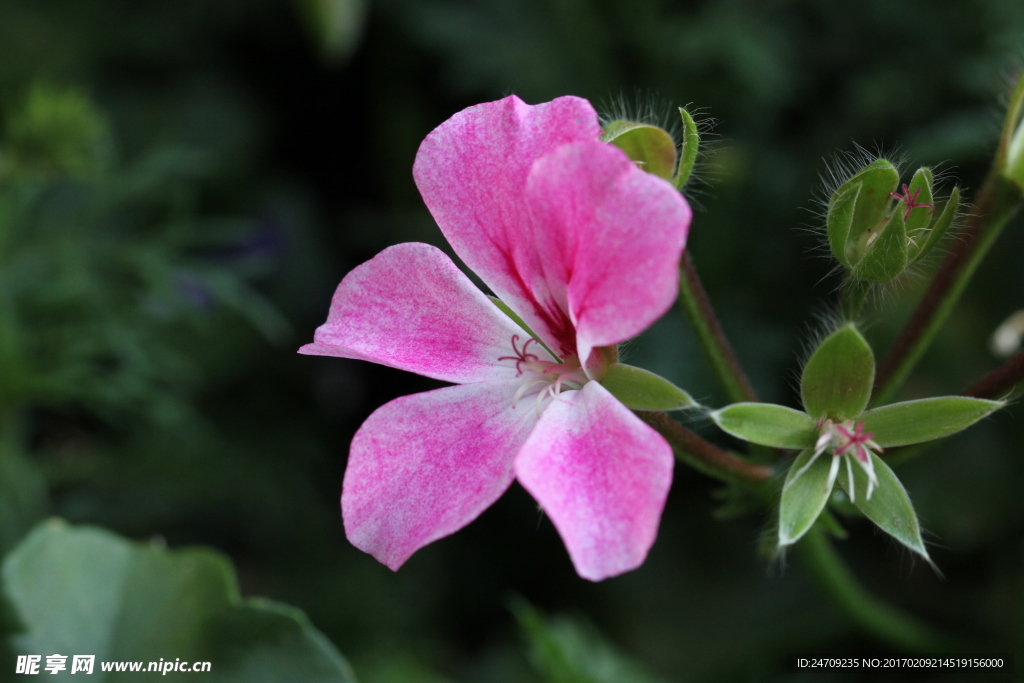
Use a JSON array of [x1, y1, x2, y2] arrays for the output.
[[0, 438, 46, 556], [779, 448, 835, 546], [600, 121, 677, 181], [852, 210, 908, 283], [838, 453, 929, 560], [3, 522, 358, 682], [710, 403, 817, 449], [911, 186, 959, 264], [827, 182, 860, 268], [511, 598, 666, 683], [903, 167, 935, 236], [801, 324, 875, 420], [860, 396, 1004, 448], [601, 363, 695, 411], [674, 108, 699, 189]]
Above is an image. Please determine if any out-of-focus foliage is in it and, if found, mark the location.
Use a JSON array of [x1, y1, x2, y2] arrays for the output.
[[512, 600, 665, 683], [0, 0, 1021, 681], [4, 521, 357, 682]]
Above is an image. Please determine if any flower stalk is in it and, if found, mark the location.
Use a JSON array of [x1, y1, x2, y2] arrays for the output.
[[677, 252, 758, 404], [797, 525, 961, 652], [638, 410, 772, 485], [839, 276, 872, 321]]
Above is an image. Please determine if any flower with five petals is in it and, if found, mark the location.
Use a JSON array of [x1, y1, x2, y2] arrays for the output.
[[300, 95, 692, 580]]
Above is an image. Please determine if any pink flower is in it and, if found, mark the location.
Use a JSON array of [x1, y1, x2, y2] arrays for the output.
[[300, 95, 692, 580]]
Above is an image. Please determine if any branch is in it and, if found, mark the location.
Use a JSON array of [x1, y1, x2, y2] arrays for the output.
[[798, 525, 964, 651], [963, 347, 1024, 399], [677, 252, 759, 404], [638, 410, 772, 484]]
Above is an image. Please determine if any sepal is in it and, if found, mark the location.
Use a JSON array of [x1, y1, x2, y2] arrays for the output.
[[674, 108, 700, 189], [600, 363, 696, 411], [778, 448, 835, 546], [801, 324, 875, 420], [860, 396, 1004, 448], [601, 120, 677, 181], [910, 186, 959, 264], [710, 403, 817, 449], [837, 452, 930, 561]]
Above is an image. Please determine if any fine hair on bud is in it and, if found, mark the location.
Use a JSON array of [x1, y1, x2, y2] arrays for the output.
[[799, 143, 906, 271], [786, 306, 853, 395], [599, 90, 721, 204]]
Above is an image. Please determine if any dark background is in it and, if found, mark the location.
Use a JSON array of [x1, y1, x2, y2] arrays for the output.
[[1, 0, 1023, 680]]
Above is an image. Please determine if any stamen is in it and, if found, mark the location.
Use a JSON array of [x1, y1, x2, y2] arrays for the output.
[[497, 334, 542, 376], [500, 335, 588, 415], [890, 183, 935, 221], [811, 419, 883, 501]]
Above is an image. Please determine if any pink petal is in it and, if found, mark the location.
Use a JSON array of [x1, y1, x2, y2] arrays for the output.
[[524, 141, 691, 365], [413, 95, 601, 358], [343, 381, 539, 570], [514, 382, 674, 580], [299, 242, 532, 384]]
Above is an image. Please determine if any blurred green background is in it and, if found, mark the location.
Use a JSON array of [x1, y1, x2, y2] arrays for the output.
[[1, 0, 1023, 681]]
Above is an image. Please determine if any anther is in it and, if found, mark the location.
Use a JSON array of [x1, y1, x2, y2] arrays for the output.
[[890, 184, 934, 221]]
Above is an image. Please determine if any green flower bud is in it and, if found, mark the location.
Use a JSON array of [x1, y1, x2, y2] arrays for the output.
[[826, 158, 959, 283], [601, 120, 678, 181], [601, 107, 700, 189]]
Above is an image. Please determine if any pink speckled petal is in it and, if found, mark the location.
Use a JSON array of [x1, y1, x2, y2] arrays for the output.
[[413, 95, 601, 358], [299, 242, 530, 384], [514, 381, 674, 581], [343, 381, 539, 570], [524, 141, 691, 365]]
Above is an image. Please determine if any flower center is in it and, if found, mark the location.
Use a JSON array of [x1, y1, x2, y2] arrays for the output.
[[816, 418, 883, 501], [498, 335, 588, 414], [827, 419, 880, 463]]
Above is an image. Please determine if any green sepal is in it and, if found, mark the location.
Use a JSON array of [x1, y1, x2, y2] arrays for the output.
[[860, 396, 1004, 448], [844, 158, 900, 242], [837, 453, 930, 561], [674, 108, 699, 189], [911, 186, 959, 264], [779, 448, 835, 546], [710, 402, 817, 449], [827, 182, 860, 268], [801, 324, 875, 420], [601, 363, 696, 411], [903, 167, 935, 236], [852, 210, 908, 283], [601, 120, 677, 181]]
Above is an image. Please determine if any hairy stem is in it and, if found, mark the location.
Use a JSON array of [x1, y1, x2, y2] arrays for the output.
[[677, 252, 758, 404], [873, 174, 1022, 405], [638, 410, 773, 485], [798, 525, 961, 651], [840, 277, 871, 321]]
